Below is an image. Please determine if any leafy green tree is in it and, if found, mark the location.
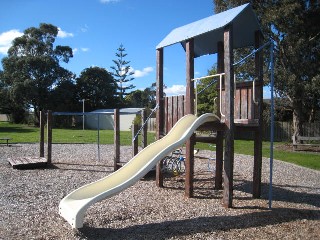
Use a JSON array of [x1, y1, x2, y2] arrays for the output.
[[1, 23, 73, 123], [110, 44, 135, 103], [213, 0, 320, 137], [142, 82, 157, 109], [0, 71, 8, 113], [124, 82, 157, 109], [49, 80, 79, 112], [76, 67, 117, 111], [0, 70, 29, 123], [196, 67, 219, 115], [125, 90, 144, 108]]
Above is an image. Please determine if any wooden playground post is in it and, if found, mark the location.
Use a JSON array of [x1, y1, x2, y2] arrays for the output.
[[223, 24, 235, 208], [113, 109, 120, 171], [156, 48, 164, 187], [215, 41, 225, 190], [132, 124, 138, 157], [253, 30, 264, 198], [185, 38, 195, 198], [141, 109, 148, 148], [40, 111, 45, 158], [47, 110, 52, 164]]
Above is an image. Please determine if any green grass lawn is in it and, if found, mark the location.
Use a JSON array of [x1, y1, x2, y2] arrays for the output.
[[1, 122, 319, 170], [0, 122, 155, 145], [195, 140, 320, 170]]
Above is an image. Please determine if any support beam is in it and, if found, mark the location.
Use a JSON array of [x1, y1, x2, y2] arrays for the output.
[[156, 48, 164, 188], [215, 41, 224, 190], [40, 111, 45, 158], [132, 124, 138, 157], [185, 38, 195, 198], [185, 39, 195, 115], [223, 25, 234, 208], [47, 110, 52, 164], [253, 30, 264, 198], [113, 109, 120, 171], [141, 109, 147, 149]]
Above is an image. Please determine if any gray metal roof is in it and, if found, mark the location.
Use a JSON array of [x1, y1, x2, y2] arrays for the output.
[[156, 3, 262, 57], [92, 108, 144, 114], [53, 108, 143, 116]]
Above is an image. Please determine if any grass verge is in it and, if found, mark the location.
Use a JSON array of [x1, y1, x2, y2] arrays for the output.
[[1, 122, 319, 170]]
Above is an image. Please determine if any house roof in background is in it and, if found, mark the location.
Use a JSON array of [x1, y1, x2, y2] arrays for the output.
[[53, 108, 143, 116]]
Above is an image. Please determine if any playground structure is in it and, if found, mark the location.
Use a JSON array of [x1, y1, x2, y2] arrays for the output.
[[7, 111, 51, 169], [155, 3, 264, 207], [58, 3, 273, 228], [52, 109, 146, 165], [7, 109, 146, 169], [59, 113, 219, 228]]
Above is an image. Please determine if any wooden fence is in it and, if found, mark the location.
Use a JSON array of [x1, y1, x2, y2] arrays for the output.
[[237, 121, 320, 142], [262, 121, 293, 142], [147, 118, 320, 142]]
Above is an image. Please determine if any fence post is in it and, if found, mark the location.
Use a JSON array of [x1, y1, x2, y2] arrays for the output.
[[141, 110, 148, 148], [132, 124, 138, 157], [40, 111, 45, 158], [47, 110, 52, 164], [114, 109, 120, 171], [156, 48, 164, 188]]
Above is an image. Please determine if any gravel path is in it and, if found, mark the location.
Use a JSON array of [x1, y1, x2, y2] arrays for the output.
[[0, 144, 319, 239]]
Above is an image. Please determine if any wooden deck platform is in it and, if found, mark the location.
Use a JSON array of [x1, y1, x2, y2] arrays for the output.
[[7, 157, 48, 169]]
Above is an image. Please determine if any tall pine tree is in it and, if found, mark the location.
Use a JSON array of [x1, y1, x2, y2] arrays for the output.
[[110, 44, 135, 104]]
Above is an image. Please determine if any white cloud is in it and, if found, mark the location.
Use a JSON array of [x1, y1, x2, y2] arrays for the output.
[[100, 0, 121, 3], [80, 24, 89, 33], [81, 48, 89, 52], [73, 48, 89, 55], [0, 29, 23, 55], [132, 66, 153, 78], [57, 28, 74, 38], [164, 85, 186, 96]]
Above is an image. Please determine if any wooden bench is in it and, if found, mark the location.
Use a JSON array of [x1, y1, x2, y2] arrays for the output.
[[0, 137, 12, 146], [292, 136, 320, 150]]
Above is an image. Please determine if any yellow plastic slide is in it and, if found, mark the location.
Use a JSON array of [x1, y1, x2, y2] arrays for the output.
[[59, 113, 219, 228]]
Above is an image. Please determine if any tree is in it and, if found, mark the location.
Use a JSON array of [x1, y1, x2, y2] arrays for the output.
[[196, 67, 219, 115], [124, 90, 145, 108], [49, 80, 79, 112], [0, 70, 27, 123], [0, 70, 9, 113], [76, 67, 117, 111], [213, 0, 320, 138], [142, 82, 157, 109], [1, 23, 73, 123], [110, 44, 135, 103], [124, 82, 157, 109]]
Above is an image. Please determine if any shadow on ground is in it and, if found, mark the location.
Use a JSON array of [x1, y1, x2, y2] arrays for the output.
[[78, 208, 319, 240], [234, 180, 320, 208]]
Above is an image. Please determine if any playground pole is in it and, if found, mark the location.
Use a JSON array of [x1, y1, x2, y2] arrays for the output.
[[269, 41, 275, 209], [97, 114, 100, 161], [114, 109, 120, 171], [40, 111, 45, 158], [47, 110, 52, 164]]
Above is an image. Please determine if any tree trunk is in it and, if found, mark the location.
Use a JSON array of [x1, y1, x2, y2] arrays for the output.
[[309, 107, 315, 123], [292, 100, 304, 143], [34, 108, 41, 126]]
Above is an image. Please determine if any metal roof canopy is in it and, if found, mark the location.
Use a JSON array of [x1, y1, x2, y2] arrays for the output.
[[156, 3, 262, 57], [53, 108, 144, 116]]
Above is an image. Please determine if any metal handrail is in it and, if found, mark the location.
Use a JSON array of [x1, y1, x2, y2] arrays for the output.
[[132, 104, 159, 142]]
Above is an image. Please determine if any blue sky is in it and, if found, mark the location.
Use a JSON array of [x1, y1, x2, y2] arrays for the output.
[[0, 0, 271, 98]]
